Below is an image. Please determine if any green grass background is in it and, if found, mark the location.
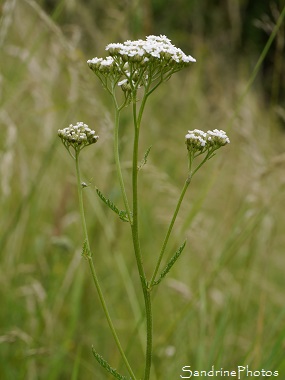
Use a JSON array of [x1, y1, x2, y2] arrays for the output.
[[1, 0, 285, 379]]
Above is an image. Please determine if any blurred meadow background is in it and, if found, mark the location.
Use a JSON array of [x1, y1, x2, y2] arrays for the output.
[[1, 0, 285, 379]]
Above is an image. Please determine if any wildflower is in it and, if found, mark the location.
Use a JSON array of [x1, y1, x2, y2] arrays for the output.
[[185, 129, 207, 153], [206, 129, 230, 147], [58, 122, 99, 152], [104, 34, 196, 67], [87, 56, 115, 74], [185, 129, 230, 154], [87, 35, 196, 92]]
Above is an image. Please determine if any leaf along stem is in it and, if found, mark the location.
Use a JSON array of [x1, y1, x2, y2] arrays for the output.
[[149, 175, 191, 289], [75, 150, 137, 380], [149, 149, 215, 289]]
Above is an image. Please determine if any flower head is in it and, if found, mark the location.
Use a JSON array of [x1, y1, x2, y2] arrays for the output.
[[87, 56, 115, 74], [185, 129, 230, 155], [185, 129, 207, 152], [58, 122, 99, 152], [87, 35, 196, 92], [206, 129, 230, 147], [104, 35, 196, 66]]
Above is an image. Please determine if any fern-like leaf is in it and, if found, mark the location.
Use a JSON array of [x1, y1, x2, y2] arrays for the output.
[[96, 188, 129, 222], [92, 347, 129, 380], [138, 146, 152, 170], [153, 240, 186, 286]]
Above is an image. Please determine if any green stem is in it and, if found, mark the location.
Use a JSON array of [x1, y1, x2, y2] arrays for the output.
[[131, 94, 152, 380], [150, 149, 216, 288], [112, 95, 133, 223], [75, 151, 137, 380], [149, 175, 191, 288]]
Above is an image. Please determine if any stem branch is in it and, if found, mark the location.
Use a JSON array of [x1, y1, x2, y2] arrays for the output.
[[149, 175, 191, 288], [75, 151, 137, 380]]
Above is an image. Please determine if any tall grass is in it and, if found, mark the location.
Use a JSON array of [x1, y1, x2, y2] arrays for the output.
[[1, 0, 285, 379]]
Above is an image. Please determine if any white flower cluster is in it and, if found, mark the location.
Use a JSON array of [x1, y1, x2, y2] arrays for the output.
[[87, 35, 196, 88], [185, 129, 230, 153], [87, 56, 116, 74], [58, 122, 99, 149], [105, 35, 196, 65]]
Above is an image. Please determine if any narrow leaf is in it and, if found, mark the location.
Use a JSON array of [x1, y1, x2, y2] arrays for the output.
[[81, 240, 90, 258], [96, 187, 129, 222], [154, 240, 186, 286], [138, 146, 152, 170], [92, 347, 129, 380]]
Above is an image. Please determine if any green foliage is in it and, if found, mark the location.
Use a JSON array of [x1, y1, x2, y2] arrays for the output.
[[153, 240, 186, 287], [96, 188, 130, 222], [81, 239, 90, 258], [138, 146, 152, 171], [92, 348, 129, 380]]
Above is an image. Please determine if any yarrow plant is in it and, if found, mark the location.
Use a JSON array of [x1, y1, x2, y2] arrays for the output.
[[57, 35, 229, 380]]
